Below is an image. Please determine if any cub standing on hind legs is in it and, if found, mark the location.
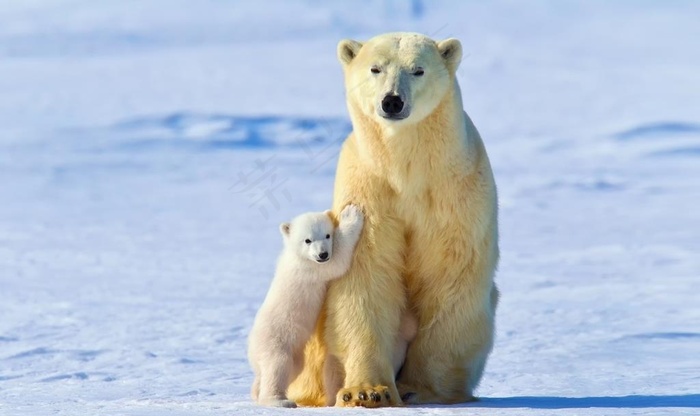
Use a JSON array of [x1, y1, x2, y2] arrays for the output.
[[247, 205, 364, 408]]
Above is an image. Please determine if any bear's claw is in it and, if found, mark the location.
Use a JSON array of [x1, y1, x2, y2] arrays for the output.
[[335, 385, 399, 408], [401, 392, 416, 402]]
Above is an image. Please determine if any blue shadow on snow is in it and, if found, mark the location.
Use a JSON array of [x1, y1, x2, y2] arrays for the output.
[[615, 121, 700, 140], [464, 395, 700, 409]]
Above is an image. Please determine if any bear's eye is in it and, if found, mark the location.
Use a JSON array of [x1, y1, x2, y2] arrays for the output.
[[370, 66, 381, 74], [326, 234, 331, 239], [304, 239, 311, 244], [413, 68, 425, 76]]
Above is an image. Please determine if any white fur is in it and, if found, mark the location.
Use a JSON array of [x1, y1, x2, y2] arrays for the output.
[[248, 205, 364, 407]]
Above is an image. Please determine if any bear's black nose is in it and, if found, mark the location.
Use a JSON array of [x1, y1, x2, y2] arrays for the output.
[[381, 95, 404, 115], [319, 252, 329, 260]]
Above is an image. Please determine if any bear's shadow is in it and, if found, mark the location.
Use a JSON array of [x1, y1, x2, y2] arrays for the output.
[[414, 394, 700, 409]]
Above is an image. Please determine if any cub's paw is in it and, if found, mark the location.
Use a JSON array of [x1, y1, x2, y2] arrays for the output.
[[335, 385, 398, 408], [339, 204, 364, 228]]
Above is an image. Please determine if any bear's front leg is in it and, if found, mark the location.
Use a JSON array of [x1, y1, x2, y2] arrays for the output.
[[397, 282, 499, 405], [324, 212, 406, 408]]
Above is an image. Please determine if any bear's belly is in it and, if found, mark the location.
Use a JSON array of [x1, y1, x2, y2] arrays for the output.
[[396, 176, 493, 295]]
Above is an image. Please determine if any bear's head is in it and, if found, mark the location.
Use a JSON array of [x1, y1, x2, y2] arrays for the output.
[[337, 32, 462, 127], [280, 211, 335, 264]]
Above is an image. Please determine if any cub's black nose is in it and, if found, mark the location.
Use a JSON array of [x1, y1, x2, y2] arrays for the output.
[[381, 95, 404, 115], [319, 252, 329, 260]]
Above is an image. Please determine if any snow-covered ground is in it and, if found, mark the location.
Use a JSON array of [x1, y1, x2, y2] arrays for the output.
[[1, 1, 699, 415]]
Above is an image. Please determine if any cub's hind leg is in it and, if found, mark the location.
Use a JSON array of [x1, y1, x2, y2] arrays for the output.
[[257, 353, 297, 408]]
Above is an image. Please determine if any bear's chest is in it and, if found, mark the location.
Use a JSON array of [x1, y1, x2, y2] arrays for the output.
[[390, 160, 490, 247], [393, 171, 467, 228]]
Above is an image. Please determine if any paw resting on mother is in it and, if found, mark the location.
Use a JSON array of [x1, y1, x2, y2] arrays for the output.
[[287, 32, 500, 407]]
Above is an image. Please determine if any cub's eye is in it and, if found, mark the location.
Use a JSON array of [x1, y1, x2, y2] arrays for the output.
[[370, 66, 381, 74], [326, 234, 331, 239], [304, 239, 311, 244], [414, 68, 424, 76]]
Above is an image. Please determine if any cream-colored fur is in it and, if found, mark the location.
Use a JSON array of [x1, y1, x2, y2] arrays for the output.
[[288, 32, 499, 407], [248, 206, 363, 407]]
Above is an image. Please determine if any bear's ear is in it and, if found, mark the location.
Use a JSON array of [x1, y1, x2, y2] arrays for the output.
[[437, 38, 462, 73], [337, 39, 363, 65], [279, 222, 291, 237]]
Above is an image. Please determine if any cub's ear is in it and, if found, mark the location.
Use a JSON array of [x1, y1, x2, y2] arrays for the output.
[[279, 222, 291, 237], [437, 38, 462, 73], [337, 39, 363, 65]]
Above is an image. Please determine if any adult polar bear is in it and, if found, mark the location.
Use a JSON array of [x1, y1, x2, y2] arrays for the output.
[[288, 32, 499, 408]]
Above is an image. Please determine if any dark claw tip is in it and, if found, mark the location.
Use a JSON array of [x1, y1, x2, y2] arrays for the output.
[[370, 392, 381, 402], [358, 391, 368, 401], [401, 392, 416, 402], [342, 393, 352, 402], [385, 392, 391, 400]]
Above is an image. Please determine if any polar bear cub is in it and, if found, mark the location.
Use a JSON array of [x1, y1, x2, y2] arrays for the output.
[[248, 205, 364, 407]]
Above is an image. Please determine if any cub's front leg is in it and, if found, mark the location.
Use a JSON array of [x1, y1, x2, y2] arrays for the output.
[[322, 204, 364, 280], [331, 204, 364, 268]]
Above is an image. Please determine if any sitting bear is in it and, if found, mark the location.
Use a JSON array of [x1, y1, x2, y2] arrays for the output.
[[247, 205, 364, 407], [288, 32, 499, 408]]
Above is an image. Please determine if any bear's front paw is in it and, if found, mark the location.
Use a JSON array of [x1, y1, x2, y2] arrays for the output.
[[335, 385, 399, 408], [396, 382, 477, 405], [339, 204, 364, 229]]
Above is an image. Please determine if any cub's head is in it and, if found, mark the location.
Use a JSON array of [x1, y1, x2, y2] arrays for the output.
[[280, 211, 335, 264], [337, 32, 462, 126]]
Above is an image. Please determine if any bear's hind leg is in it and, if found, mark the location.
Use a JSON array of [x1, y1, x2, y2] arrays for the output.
[[323, 353, 343, 406], [392, 310, 418, 377]]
